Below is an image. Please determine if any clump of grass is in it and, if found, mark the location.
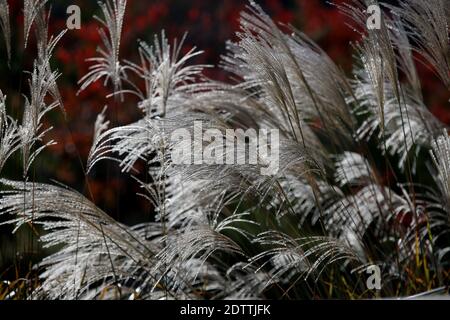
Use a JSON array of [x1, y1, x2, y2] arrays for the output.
[[0, 0, 449, 299]]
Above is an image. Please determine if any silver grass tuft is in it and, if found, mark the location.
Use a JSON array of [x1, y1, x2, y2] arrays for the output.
[[396, 0, 450, 88], [0, 91, 21, 173], [23, 0, 49, 48], [78, 0, 127, 97], [0, 0, 449, 299]]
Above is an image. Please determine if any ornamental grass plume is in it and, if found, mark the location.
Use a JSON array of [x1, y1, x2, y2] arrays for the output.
[[0, 0, 449, 299]]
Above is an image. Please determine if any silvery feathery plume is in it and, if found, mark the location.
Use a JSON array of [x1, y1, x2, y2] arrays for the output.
[[352, 70, 445, 172], [341, 0, 447, 171], [249, 232, 362, 283], [87, 105, 110, 171], [125, 32, 206, 118], [420, 132, 450, 268], [23, 0, 49, 48], [222, 1, 355, 150], [1, 0, 450, 300], [80, 5, 361, 296], [79, 0, 127, 97], [394, 132, 450, 272], [0, 179, 160, 299], [19, 9, 65, 175], [20, 57, 61, 175], [395, 0, 450, 89], [0, 91, 21, 173], [0, 0, 11, 65], [390, 15, 423, 101], [87, 32, 207, 173], [338, 0, 402, 135], [431, 132, 450, 210], [34, 9, 67, 114]]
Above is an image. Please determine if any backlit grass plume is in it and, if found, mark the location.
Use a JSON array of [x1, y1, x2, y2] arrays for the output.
[[0, 0, 449, 299]]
